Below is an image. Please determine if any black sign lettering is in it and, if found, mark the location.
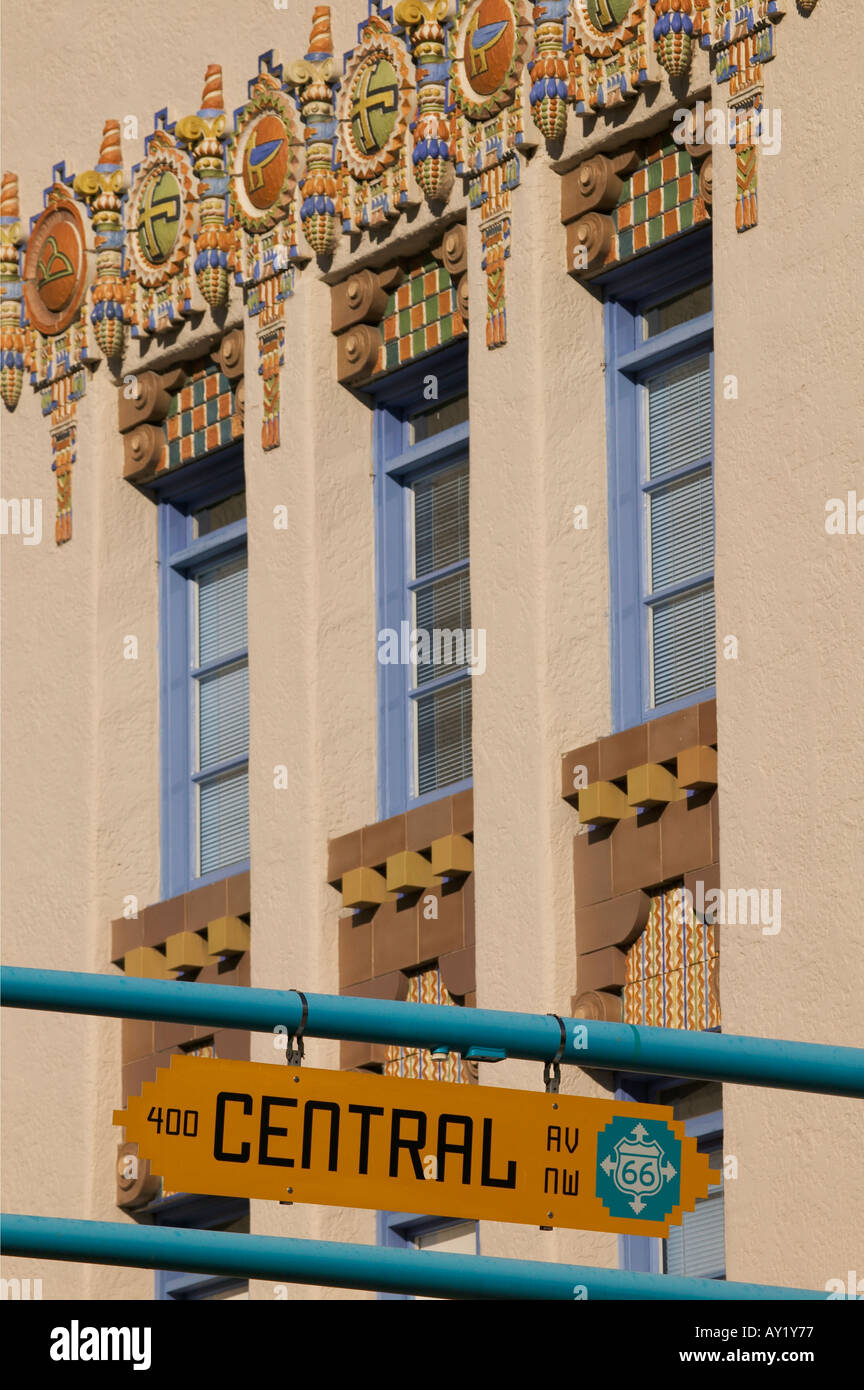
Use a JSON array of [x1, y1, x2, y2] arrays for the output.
[[480, 1117, 517, 1188], [258, 1095, 297, 1167], [389, 1108, 426, 1179], [565, 1128, 579, 1154], [547, 1125, 561, 1153], [214, 1091, 252, 1163], [562, 1169, 579, 1196], [436, 1114, 472, 1185], [348, 1103, 385, 1175], [301, 1100, 340, 1172], [544, 1167, 558, 1195]]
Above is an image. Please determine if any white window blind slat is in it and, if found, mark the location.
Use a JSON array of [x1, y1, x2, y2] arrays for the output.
[[198, 661, 249, 771], [647, 355, 712, 480], [416, 680, 472, 796], [413, 462, 469, 579], [648, 469, 714, 593], [651, 586, 716, 705], [413, 571, 471, 685], [198, 555, 248, 665], [199, 767, 249, 875]]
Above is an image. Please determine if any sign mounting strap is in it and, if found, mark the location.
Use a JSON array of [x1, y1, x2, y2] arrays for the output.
[[543, 1014, 566, 1095], [286, 990, 308, 1067]]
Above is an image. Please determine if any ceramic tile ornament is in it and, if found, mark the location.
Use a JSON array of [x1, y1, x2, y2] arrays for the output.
[[126, 118, 197, 335], [394, 0, 455, 204], [177, 66, 235, 309], [568, 0, 650, 112], [711, 1, 784, 231], [529, 0, 571, 142], [23, 172, 94, 545], [384, 968, 470, 1083], [232, 56, 305, 278], [650, 0, 710, 79], [0, 173, 28, 411], [73, 122, 129, 361], [337, 2, 418, 230], [23, 181, 90, 343], [452, 0, 533, 350], [286, 10, 343, 257], [623, 884, 720, 1031], [451, 0, 533, 122], [563, 135, 709, 275]]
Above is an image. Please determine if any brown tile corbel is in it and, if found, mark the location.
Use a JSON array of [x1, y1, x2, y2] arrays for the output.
[[561, 148, 639, 277], [117, 365, 187, 482], [433, 223, 468, 321], [332, 265, 405, 385]]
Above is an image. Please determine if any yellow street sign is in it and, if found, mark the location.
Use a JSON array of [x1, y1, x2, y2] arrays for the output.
[[114, 1057, 716, 1236]]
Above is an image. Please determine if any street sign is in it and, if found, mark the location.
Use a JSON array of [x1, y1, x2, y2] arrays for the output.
[[114, 1057, 716, 1236]]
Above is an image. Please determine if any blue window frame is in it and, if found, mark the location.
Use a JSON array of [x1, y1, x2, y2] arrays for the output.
[[153, 446, 250, 900], [616, 1076, 724, 1279], [603, 233, 715, 733], [151, 1194, 249, 1301], [376, 1210, 479, 1300], [369, 349, 472, 818]]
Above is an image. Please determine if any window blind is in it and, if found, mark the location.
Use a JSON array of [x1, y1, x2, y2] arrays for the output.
[[648, 470, 714, 593], [413, 463, 469, 578], [411, 458, 471, 795], [195, 552, 249, 874], [664, 1154, 725, 1279], [199, 767, 249, 876], [645, 352, 715, 707], [416, 679, 472, 796], [651, 585, 716, 705], [647, 355, 712, 479], [413, 571, 471, 685], [198, 554, 247, 665], [198, 662, 249, 770]]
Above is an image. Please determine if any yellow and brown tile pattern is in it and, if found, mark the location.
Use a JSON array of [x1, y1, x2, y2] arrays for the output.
[[384, 968, 469, 1085], [623, 884, 720, 1032]]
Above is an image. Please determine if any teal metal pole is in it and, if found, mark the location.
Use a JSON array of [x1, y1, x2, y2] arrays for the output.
[[1, 1214, 831, 1301], [3, 966, 863, 1097]]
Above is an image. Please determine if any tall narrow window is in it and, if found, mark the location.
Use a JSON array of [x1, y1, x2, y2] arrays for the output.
[[411, 461, 472, 796], [195, 552, 249, 876], [157, 450, 249, 898], [373, 355, 471, 817], [604, 238, 715, 731]]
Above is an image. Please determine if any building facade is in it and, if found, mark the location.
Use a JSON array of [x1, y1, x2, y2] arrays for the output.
[[1, 0, 861, 1300]]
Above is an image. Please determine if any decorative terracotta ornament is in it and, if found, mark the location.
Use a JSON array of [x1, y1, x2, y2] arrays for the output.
[[0, 173, 27, 410], [126, 121, 196, 334], [451, 0, 531, 122], [73, 121, 129, 359], [451, 0, 532, 351], [569, 0, 649, 113], [336, 2, 417, 229], [529, 0, 570, 142], [23, 186, 89, 338], [651, 1, 709, 80], [177, 65, 234, 308], [285, 7, 342, 256], [394, 0, 454, 204], [712, 2, 785, 232]]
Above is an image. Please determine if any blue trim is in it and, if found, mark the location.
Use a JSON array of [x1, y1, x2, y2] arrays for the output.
[[157, 448, 247, 899], [603, 235, 715, 732], [372, 352, 471, 818], [376, 1210, 479, 1301]]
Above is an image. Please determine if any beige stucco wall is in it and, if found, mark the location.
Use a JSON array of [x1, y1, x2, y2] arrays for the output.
[[2, 0, 861, 1302], [712, 0, 864, 1291]]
